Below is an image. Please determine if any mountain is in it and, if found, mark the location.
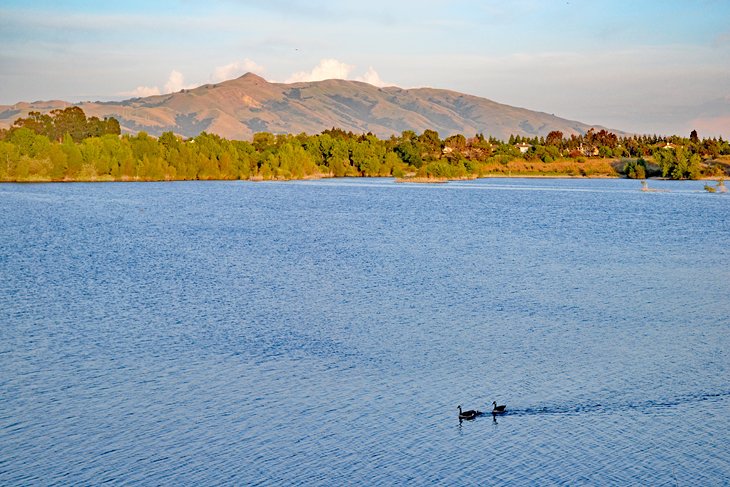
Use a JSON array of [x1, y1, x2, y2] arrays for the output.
[[0, 73, 619, 140]]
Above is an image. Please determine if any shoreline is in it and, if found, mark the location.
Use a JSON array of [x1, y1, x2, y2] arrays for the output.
[[1, 174, 725, 184]]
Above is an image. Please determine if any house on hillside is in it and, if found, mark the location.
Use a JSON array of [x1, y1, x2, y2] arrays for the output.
[[659, 142, 679, 150], [515, 142, 531, 153]]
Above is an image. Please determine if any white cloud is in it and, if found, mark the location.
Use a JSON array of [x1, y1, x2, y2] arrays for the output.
[[120, 85, 162, 98], [120, 70, 196, 97], [285, 59, 355, 83], [211, 59, 265, 82], [118, 60, 390, 100], [356, 66, 387, 87], [164, 70, 196, 93], [285, 59, 391, 87]]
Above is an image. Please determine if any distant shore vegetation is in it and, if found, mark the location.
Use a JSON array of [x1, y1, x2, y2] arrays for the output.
[[1, 108, 729, 182]]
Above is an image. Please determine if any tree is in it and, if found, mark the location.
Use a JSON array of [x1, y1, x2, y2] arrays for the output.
[[48, 144, 68, 180], [104, 117, 121, 136], [400, 130, 417, 142], [654, 147, 703, 180], [394, 141, 422, 168], [50, 106, 88, 142], [13, 111, 53, 136], [12, 107, 120, 142], [418, 129, 441, 152], [61, 133, 83, 177], [253, 132, 275, 152], [351, 137, 385, 176], [383, 151, 401, 176], [86, 117, 105, 138], [323, 138, 351, 175], [129, 132, 159, 161], [546, 131, 563, 147], [444, 134, 466, 152], [0, 141, 20, 180], [159, 131, 181, 152], [623, 158, 646, 179], [8, 127, 38, 156]]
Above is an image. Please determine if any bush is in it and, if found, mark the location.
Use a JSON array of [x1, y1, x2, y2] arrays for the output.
[[623, 158, 647, 179]]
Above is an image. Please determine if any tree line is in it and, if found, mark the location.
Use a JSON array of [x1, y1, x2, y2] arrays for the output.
[[1, 108, 728, 182]]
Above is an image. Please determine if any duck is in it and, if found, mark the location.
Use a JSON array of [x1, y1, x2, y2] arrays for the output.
[[458, 405, 481, 420], [492, 401, 507, 414]]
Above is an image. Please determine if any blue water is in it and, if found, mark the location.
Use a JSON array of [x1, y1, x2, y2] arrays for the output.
[[1, 178, 728, 485]]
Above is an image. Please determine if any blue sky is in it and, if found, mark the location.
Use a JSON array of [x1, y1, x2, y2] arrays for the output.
[[1, 0, 729, 136]]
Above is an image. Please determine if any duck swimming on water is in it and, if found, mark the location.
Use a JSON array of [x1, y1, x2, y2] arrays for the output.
[[492, 401, 507, 414], [458, 405, 481, 420]]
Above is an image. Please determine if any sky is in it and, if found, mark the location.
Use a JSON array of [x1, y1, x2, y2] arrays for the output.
[[1, 0, 729, 137]]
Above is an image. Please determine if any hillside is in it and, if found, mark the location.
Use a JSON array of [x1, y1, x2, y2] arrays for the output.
[[0, 73, 618, 140]]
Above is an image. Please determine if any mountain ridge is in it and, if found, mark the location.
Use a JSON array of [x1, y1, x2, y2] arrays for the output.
[[0, 73, 622, 140]]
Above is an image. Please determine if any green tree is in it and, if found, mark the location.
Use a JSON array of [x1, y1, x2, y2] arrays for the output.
[[655, 147, 703, 179], [105, 117, 121, 136], [400, 130, 417, 141], [48, 144, 68, 179], [13, 111, 53, 137], [623, 158, 646, 179], [61, 133, 83, 177], [383, 151, 401, 176], [394, 141, 422, 168], [158, 131, 181, 153], [253, 132, 276, 152], [8, 127, 37, 156], [351, 136, 385, 176], [418, 129, 441, 161], [50, 106, 88, 142], [129, 132, 159, 161], [0, 141, 20, 180]]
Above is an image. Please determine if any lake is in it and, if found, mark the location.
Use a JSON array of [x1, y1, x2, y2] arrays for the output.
[[1, 178, 728, 485]]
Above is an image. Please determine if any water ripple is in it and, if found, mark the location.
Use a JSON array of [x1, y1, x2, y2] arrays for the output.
[[1, 179, 728, 485], [501, 389, 730, 417]]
